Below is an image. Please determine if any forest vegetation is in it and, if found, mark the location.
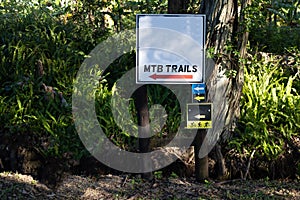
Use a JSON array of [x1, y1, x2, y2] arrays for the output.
[[0, 0, 299, 198]]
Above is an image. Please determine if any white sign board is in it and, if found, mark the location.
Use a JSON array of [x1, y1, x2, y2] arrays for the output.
[[136, 14, 205, 84]]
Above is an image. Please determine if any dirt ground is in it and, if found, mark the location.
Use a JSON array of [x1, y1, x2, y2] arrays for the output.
[[0, 172, 299, 199]]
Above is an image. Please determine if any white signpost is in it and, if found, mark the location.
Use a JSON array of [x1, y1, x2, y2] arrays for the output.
[[136, 14, 205, 84]]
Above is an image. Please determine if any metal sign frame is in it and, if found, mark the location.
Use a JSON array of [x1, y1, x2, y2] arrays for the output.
[[186, 103, 212, 129], [136, 14, 206, 84]]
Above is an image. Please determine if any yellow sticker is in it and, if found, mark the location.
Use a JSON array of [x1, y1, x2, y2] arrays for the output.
[[187, 120, 212, 129], [194, 96, 205, 101]]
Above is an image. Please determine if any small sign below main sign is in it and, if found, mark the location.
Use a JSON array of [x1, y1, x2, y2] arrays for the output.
[[136, 14, 206, 84], [192, 83, 206, 94], [186, 103, 212, 129], [193, 94, 205, 103], [192, 83, 206, 103]]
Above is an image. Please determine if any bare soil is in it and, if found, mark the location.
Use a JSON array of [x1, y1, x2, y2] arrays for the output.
[[1, 172, 299, 199]]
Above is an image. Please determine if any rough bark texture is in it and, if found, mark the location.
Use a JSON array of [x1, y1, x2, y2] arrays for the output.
[[166, 0, 250, 179], [198, 0, 250, 178]]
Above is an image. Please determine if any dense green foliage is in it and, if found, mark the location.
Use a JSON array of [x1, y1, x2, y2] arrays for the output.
[[0, 1, 91, 158], [230, 50, 300, 159], [229, 0, 300, 165], [0, 0, 299, 178], [0, 0, 174, 161], [245, 0, 300, 53]]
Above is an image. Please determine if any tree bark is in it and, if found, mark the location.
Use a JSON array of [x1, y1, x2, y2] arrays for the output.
[[166, 0, 250, 179], [199, 0, 250, 178]]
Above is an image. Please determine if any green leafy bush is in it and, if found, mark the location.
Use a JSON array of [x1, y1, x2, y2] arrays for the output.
[[231, 52, 300, 159], [244, 0, 300, 53], [0, 0, 179, 165], [0, 2, 96, 160], [250, 26, 300, 53]]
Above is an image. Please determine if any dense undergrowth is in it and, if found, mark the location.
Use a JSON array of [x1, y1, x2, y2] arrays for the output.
[[231, 50, 300, 158], [0, 0, 299, 180], [226, 49, 300, 179]]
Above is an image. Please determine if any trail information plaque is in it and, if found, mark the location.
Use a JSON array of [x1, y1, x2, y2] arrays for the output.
[[136, 14, 205, 84], [186, 103, 212, 129]]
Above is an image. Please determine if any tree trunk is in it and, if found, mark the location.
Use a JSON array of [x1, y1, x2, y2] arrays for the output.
[[168, 0, 189, 14], [166, 0, 250, 179], [198, 0, 250, 179]]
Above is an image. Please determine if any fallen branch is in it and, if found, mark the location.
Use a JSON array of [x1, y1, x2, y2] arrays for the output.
[[121, 175, 128, 187], [214, 178, 243, 186], [244, 149, 256, 180]]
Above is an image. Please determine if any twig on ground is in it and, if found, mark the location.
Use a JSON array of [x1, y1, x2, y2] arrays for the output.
[[121, 175, 128, 187], [244, 149, 256, 180], [214, 179, 243, 186]]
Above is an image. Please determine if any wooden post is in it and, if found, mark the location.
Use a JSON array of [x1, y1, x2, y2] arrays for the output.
[[194, 129, 209, 181], [134, 85, 153, 180]]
